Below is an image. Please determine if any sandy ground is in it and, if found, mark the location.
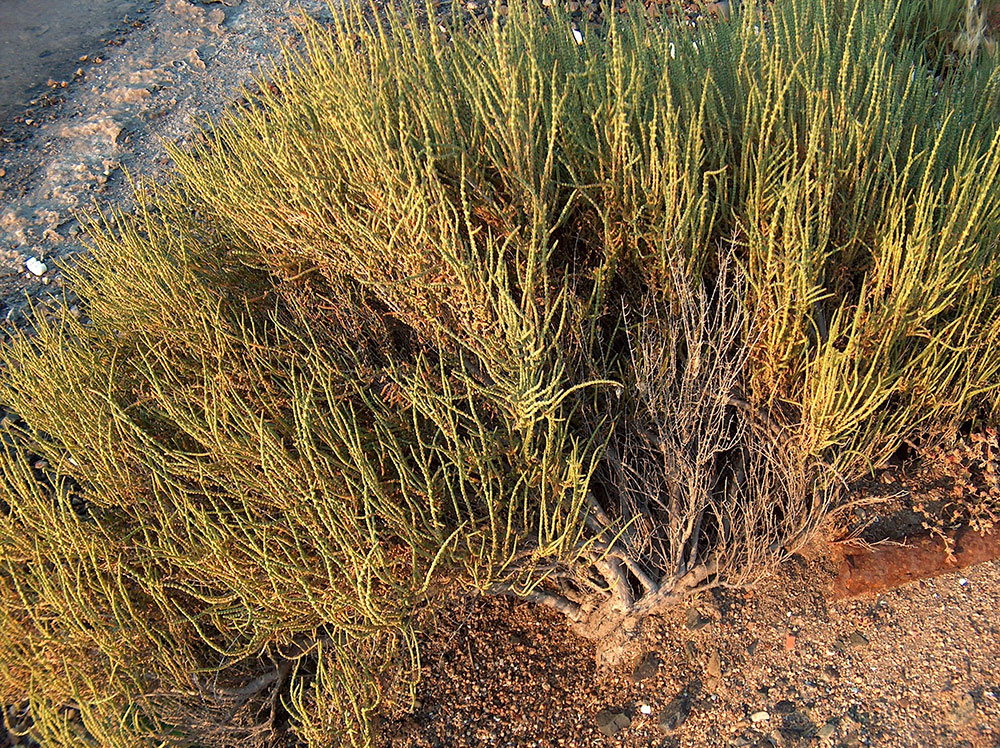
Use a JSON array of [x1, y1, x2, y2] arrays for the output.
[[0, 0, 332, 329], [0, 0, 140, 124], [0, 3, 998, 748], [377, 445, 1000, 748]]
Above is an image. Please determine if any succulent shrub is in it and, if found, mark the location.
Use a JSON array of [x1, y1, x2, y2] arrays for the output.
[[1, 0, 999, 745]]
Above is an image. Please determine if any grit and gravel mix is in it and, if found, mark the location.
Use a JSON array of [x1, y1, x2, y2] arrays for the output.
[[379, 553, 1000, 748]]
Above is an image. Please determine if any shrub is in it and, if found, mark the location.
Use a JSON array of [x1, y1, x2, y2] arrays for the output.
[[1, 0, 999, 745]]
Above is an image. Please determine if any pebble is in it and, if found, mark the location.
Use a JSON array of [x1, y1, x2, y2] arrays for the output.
[[631, 652, 661, 684], [658, 697, 688, 734], [595, 709, 631, 737], [772, 700, 795, 715], [25, 257, 47, 276], [707, 650, 723, 678], [847, 630, 869, 648], [820, 664, 840, 683], [750, 710, 770, 723], [686, 607, 711, 631], [816, 721, 837, 739], [685, 641, 698, 660]]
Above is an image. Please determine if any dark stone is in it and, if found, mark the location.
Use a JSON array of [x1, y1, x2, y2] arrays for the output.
[[847, 631, 869, 648], [773, 700, 796, 715], [631, 652, 661, 684], [595, 709, 631, 737], [658, 697, 689, 735], [686, 607, 711, 631]]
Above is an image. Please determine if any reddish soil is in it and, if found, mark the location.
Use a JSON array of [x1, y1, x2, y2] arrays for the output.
[[379, 442, 1000, 748], [378, 557, 1000, 748]]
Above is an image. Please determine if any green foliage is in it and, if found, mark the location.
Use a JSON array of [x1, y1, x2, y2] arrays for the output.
[[1, 0, 1000, 745]]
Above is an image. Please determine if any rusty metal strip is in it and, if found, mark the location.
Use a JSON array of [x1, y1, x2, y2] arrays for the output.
[[829, 525, 1000, 601]]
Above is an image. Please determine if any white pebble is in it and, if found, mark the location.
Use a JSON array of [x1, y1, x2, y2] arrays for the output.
[[669, 42, 677, 59], [959, 577, 969, 586], [639, 704, 652, 715], [572, 27, 584, 45], [26, 257, 47, 276], [750, 711, 770, 723]]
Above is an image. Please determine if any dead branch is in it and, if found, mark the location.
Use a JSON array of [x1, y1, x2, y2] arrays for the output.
[[490, 583, 583, 621]]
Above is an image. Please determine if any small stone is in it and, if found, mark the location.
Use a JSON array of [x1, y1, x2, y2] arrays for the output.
[[952, 693, 976, 725], [843, 732, 862, 748], [639, 703, 652, 715], [685, 641, 698, 660], [707, 651, 723, 678], [631, 652, 661, 684], [706, 0, 730, 18], [686, 607, 710, 631], [595, 709, 631, 737], [773, 700, 796, 715], [784, 633, 796, 650], [750, 710, 770, 723], [25, 257, 47, 277], [658, 698, 688, 734], [816, 722, 836, 739], [847, 631, 869, 648]]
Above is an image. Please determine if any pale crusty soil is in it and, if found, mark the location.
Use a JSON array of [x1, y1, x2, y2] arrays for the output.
[[0, 0, 334, 330]]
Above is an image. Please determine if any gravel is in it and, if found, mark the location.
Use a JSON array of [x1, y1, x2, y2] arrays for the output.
[[378, 547, 1000, 748]]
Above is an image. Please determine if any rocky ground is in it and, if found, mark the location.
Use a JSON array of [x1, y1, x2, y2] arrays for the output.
[[378, 556, 1000, 748], [1, 3, 999, 748], [0, 0, 334, 330], [376, 444, 1000, 748]]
